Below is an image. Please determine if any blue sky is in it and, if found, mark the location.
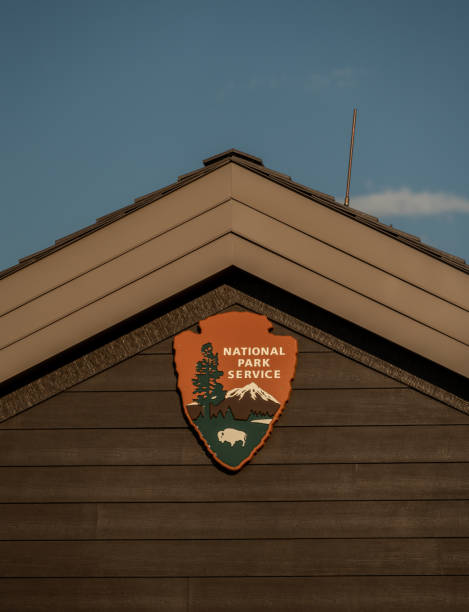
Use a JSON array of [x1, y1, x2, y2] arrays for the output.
[[1, 0, 469, 270]]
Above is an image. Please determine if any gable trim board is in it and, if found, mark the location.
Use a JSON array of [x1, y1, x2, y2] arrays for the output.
[[0, 161, 468, 385], [0, 284, 467, 425]]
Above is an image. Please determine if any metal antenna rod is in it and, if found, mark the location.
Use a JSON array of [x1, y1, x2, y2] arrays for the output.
[[344, 108, 357, 206]]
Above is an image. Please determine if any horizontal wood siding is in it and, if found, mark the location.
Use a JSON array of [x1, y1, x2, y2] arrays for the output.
[[2, 387, 466, 429], [2, 463, 469, 502], [2, 425, 469, 465], [2, 577, 469, 612], [2, 500, 469, 540], [2, 538, 469, 577], [1, 307, 468, 610]]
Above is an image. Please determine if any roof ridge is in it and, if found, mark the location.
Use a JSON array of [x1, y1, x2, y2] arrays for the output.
[[203, 148, 264, 167]]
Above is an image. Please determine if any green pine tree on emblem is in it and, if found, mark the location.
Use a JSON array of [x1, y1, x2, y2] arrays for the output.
[[192, 342, 225, 418]]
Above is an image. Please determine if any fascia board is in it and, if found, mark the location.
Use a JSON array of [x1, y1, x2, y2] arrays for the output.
[[0, 202, 235, 350], [0, 164, 232, 316], [0, 235, 235, 382], [232, 239, 468, 378], [232, 164, 469, 311], [2, 200, 467, 358], [230, 203, 469, 346], [1, 232, 468, 383]]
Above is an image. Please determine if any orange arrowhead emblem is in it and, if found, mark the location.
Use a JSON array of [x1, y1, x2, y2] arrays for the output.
[[174, 312, 298, 471]]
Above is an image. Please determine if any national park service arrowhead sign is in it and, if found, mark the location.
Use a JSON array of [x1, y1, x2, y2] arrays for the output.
[[174, 312, 298, 471]]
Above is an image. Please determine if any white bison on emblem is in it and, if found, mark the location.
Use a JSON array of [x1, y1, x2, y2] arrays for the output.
[[217, 428, 247, 447]]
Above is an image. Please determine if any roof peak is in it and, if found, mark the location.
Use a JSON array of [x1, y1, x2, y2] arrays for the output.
[[203, 149, 264, 167]]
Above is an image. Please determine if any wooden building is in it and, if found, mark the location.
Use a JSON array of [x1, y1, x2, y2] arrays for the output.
[[0, 149, 468, 610]]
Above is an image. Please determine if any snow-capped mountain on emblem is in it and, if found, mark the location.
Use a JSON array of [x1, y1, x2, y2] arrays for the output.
[[173, 311, 298, 471], [226, 382, 280, 403], [212, 383, 280, 421]]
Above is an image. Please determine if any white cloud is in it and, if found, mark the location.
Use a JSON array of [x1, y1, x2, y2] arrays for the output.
[[353, 188, 469, 216]]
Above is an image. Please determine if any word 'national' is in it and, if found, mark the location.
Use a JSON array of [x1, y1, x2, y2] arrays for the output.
[[223, 346, 286, 356]]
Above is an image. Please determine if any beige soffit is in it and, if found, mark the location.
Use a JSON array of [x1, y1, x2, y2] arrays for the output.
[[0, 162, 468, 384]]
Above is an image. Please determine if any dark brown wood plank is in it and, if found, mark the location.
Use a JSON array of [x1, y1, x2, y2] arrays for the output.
[[2, 500, 469, 540], [293, 353, 404, 388], [0, 503, 97, 540], [2, 388, 465, 429], [73, 355, 176, 391], [259, 425, 469, 464], [1, 463, 468, 502], [283, 388, 469, 426], [73, 353, 403, 391], [0, 428, 207, 466], [1, 426, 469, 466], [0, 391, 184, 429], [2, 538, 469, 576], [0, 578, 187, 612], [81, 499, 469, 539], [1, 577, 468, 612], [189, 576, 469, 612]]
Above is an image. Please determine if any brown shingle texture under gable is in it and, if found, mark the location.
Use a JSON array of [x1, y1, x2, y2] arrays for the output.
[[0, 149, 467, 280]]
